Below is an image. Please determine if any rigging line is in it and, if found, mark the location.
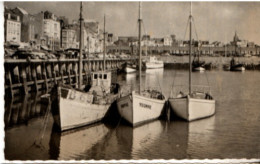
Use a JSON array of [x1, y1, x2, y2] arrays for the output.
[[142, 21, 147, 38], [192, 17, 199, 41], [183, 17, 190, 41]]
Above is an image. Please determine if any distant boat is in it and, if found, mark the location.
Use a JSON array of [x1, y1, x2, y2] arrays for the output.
[[168, 3, 216, 121], [117, 2, 166, 126], [124, 62, 137, 73], [192, 44, 205, 72], [144, 56, 164, 69], [192, 60, 205, 72], [230, 57, 245, 71], [51, 3, 119, 131]]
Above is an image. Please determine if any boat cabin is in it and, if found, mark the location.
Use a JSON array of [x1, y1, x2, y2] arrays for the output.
[[91, 71, 112, 93]]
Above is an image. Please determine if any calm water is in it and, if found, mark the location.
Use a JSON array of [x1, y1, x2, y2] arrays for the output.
[[4, 68, 260, 160]]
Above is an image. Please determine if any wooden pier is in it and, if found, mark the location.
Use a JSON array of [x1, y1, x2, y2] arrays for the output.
[[4, 58, 130, 97]]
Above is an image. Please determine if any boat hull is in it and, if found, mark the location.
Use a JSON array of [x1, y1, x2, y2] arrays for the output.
[[145, 62, 164, 69], [117, 92, 165, 126], [193, 66, 205, 72], [169, 96, 215, 121], [52, 86, 111, 131], [231, 66, 245, 71], [125, 66, 136, 73], [50, 123, 109, 160]]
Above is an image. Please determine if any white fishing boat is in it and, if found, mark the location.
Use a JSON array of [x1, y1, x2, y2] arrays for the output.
[[117, 2, 166, 127], [193, 65, 205, 72], [144, 56, 164, 69], [52, 71, 118, 131], [124, 63, 137, 73], [52, 4, 119, 131], [168, 4, 215, 121]]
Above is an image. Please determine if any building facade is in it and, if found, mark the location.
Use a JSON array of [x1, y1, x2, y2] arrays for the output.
[[42, 11, 61, 50], [61, 28, 77, 49], [4, 8, 21, 43], [11, 7, 36, 45]]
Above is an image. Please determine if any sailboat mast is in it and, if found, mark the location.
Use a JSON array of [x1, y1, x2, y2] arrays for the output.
[[189, 2, 192, 95], [79, 2, 83, 89], [103, 14, 106, 71], [138, 2, 142, 94]]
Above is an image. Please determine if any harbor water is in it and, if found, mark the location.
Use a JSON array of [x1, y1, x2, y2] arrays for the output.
[[4, 67, 260, 160]]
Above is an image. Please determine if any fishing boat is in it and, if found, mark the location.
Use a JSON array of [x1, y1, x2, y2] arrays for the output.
[[168, 4, 215, 121], [51, 3, 119, 131], [124, 62, 137, 73], [117, 3, 166, 127], [230, 57, 245, 71], [192, 47, 205, 72], [144, 56, 164, 69], [192, 60, 205, 71]]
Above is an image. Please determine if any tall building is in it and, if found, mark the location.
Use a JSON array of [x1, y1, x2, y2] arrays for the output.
[[4, 7, 21, 43], [11, 7, 36, 44], [62, 27, 77, 49], [70, 19, 101, 53], [43, 11, 60, 50]]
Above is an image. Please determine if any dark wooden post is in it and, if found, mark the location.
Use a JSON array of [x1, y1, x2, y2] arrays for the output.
[[21, 64, 29, 95]]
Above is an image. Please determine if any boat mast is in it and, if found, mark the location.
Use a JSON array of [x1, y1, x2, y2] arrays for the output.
[[138, 2, 142, 94], [87, 35, 90, 72], [189, 2, 192, 95], [79, 2, 83, 89], [103, 14, 106, 71]]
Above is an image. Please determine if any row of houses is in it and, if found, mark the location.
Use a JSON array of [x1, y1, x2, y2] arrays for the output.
[[115, 32, 257, 49], [4, 6, 114, 53]]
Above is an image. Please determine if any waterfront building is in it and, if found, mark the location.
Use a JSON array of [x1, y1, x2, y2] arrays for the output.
[[107, 33, 115, 45], [11, 7, 36, 45], [154, 38, 164, 47], [4, 7, 21, 43], [43, 11, 61, 50], [33, 11, 61, 50], [61, 27, 77, 49], [163, 36, 172, 46]]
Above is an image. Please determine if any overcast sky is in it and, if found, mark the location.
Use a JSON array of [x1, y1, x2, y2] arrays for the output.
[[4, 1, 260, 44]]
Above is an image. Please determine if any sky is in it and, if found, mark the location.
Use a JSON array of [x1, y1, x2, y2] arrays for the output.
[[4, 1, 260, 44]]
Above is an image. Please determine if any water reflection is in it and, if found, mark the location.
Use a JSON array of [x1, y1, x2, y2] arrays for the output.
[[116, 120, 165, 159], [145, 68, 164, 89], [187, 116, 216, 158], [49, 123, 109, 160], [4, 69, 260, 160], [5, 94, 47, 129]]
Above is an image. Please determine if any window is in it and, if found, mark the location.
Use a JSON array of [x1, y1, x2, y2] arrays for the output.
[[54, 24, 57, 31], [104, 74, 107, 79], [94, 74, 97, 79], [99, 74, 102, 79]]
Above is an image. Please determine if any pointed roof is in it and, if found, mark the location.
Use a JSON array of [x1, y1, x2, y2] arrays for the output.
[[233, 31, 240, 42], [15, 7, 28, 15]]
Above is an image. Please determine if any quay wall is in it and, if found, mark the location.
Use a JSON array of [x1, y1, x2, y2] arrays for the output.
[[4, 58, 131, 97]]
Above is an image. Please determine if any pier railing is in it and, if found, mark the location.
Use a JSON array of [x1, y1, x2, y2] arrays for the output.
[[4, 58, 133, 97]]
